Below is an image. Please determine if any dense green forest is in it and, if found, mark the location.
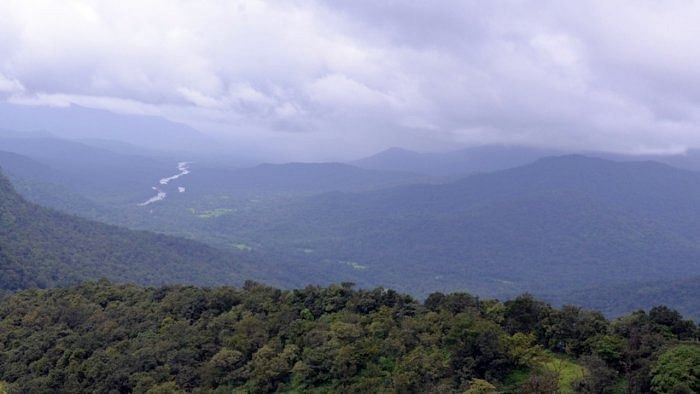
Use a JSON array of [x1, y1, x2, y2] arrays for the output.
[[548, 277, 700, 322], [0, 168, 254, 292], [4, 145, 700, 319], [113, 156, 700, 312], [0, 281, 697, 393]]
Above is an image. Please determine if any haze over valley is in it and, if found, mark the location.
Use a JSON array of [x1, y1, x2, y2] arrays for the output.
[[0, 1, 699, 392]]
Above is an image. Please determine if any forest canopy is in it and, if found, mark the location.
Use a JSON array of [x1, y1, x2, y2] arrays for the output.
[[0, 281, 697, 393]]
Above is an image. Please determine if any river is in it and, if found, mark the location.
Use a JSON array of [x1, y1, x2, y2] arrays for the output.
[[138, 161, 191, 206]]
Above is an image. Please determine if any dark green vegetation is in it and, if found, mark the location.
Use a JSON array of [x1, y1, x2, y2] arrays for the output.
[[143, 156, 700, 303], [0, 281, 697, 393], [352, 145, 566, 176], [3, 132, 700, 319], [184, 162, 428, 199], [548, 277, 700, 322], [0, 168, 252, 292]]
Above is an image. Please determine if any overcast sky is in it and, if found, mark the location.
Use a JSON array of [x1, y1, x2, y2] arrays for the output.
[[1, 0, 700, 159]]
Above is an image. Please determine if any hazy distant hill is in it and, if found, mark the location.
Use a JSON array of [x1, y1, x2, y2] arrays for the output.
[[0, 102, 210, 153], [352, 145, 564, 176], [0, 168, 248, 292], [0, 131, 174, 203], [545, 276, 700, 321], [184, 162, 431, 198], [354, 144, 700, 176], [216, 156, 700, 306], [0, 150, 106, 215]]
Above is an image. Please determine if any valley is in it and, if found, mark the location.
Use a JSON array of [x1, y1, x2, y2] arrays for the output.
[[1, 132, 699, 320], [2, 3, 699, 392]]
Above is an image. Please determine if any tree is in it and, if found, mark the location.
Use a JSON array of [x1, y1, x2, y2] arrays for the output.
[[522, 370, 559, 394], [650, 344, 700, 394], [464, 378, 497, 394]]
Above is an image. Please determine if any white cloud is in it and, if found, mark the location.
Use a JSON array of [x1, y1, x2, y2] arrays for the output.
[[1, 0, 700, 159], [0, 73, 24, 94]]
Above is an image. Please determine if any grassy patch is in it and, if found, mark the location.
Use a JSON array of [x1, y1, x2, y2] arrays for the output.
[[501, 353, 586, 393], [542, 355, 586, 393]]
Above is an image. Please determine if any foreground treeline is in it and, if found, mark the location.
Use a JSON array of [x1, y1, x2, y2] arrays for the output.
[[0, 281, 697, 393]]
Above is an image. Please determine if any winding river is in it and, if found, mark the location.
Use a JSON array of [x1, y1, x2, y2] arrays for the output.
[[138, 162, 191, 206]]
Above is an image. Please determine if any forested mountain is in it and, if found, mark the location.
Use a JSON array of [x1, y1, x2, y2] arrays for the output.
[[3, 137, 700, 321], [0, 281, 696, 393], [0, 102, 211, 153], [0, 150, 107, 216], [0, 132, 173, 203], [547, 277, 700, 322], [352, 145, 565, 176], [183, 162, 430, 199], [0, 168, 249, 292], [352, 144, 700, 176], [206, 156, 700, 308]]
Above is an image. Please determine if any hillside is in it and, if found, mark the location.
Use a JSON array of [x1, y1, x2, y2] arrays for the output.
[[352, 145, 565, 176], [0, 168, 249, 292], [182, 162, 430, 199], [0, 281, 696, 392], [205, 156, 700, 306], [0, 102, 209, 153], [547, 276, 700, 321], [0, 150, 108, 216], [353, 144, 700, 176], [0, 132, 174, 203]]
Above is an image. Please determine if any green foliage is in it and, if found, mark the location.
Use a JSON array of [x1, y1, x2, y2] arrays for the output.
[[540, 354, 586, 393], [503, 332, 541, 366], [0, 281, 696, 393], [522, 369, 560, 394], [0, 169, 249, 292], [464, 378, 497, 393], [6, 146, 700, 322], [650, 344, 700, 393]]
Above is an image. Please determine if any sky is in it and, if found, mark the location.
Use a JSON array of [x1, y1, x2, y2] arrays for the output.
[[1, 0, 700, 160]]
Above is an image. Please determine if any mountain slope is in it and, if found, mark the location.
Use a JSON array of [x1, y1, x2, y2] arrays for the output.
[[546, 276, 700, 321], [354, 144, 700, 176], [352, 145, 564, 176], [0, 132, 176, 203], [184, 162, 430, 199], [0, 150, 107, 215], [215, 156, 700, 302], [0, 168, 248, 292], [0, 102, 209, 153]]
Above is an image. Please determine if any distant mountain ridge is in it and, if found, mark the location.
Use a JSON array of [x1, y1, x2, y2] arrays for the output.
[[0, 131, 175, 203], [0, 102, 221, 154], [353, 144, 700, 175], [545, 276, 700, 321], [352, 145, 565, 175], [217, 155, 700, 312]]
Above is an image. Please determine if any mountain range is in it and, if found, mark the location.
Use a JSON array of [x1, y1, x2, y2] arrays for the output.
[[210, 156, 700, 306], [1, 131, 699, 319]]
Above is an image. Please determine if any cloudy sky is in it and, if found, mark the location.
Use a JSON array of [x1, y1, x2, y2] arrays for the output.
[[1, 0, 699, 159]]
